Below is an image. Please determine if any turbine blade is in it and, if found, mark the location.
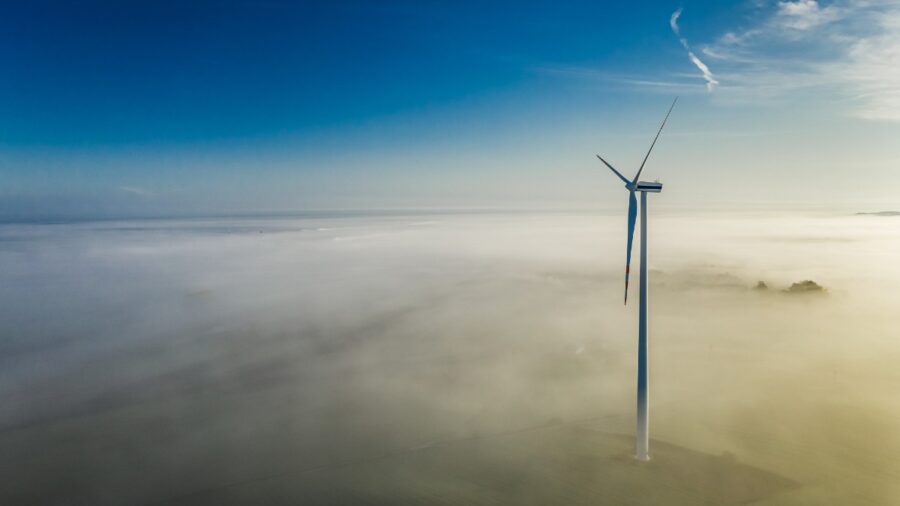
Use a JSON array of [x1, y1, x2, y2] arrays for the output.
[[596, 154, 630, 185], [624, 190, 638, 305], [632, 97, 677, 184]]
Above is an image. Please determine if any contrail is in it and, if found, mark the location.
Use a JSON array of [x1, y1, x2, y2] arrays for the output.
[[670, 8, 683, 36], [670, 8, 719, 91]]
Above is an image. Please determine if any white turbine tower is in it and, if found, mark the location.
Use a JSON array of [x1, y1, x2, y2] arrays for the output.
[[596, 98, 676, 461]]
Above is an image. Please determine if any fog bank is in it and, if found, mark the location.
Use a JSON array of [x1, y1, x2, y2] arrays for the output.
[[1, 211, 898, 504]]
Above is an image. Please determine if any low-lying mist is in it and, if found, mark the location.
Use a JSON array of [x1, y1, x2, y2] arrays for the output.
[[1, 211, 898, 505]]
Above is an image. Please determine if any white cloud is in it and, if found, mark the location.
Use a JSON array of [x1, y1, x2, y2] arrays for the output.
[[836, 10, 900, 120], [686, 51, 720, 91], [670, 8, 720, 91], [777, 0, 843, 30], [539, 1, 900, 119], [699, 0, 900, 121], [670, 8, 683, 35]]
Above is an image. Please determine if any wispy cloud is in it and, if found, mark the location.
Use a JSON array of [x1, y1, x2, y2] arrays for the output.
[[120, 186, 154, 197], [670, 8, 720, 91], [670, 7, 683, 36], [776, 0, 843, 30], [536, 1, 900, 120], [701, 0, 900, 121], [836, 9, 900, 120], [532, 65, 709, 93]]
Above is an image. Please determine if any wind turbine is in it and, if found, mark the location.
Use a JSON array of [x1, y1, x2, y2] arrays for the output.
[[596, 97, 676, 461]]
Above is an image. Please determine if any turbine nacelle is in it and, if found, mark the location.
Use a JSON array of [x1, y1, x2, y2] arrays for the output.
[[635, 181, 663, 193], [623, 181, 663, 193]]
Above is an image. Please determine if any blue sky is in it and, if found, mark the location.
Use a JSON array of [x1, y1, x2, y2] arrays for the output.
[[1, 0, 898, 218]]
